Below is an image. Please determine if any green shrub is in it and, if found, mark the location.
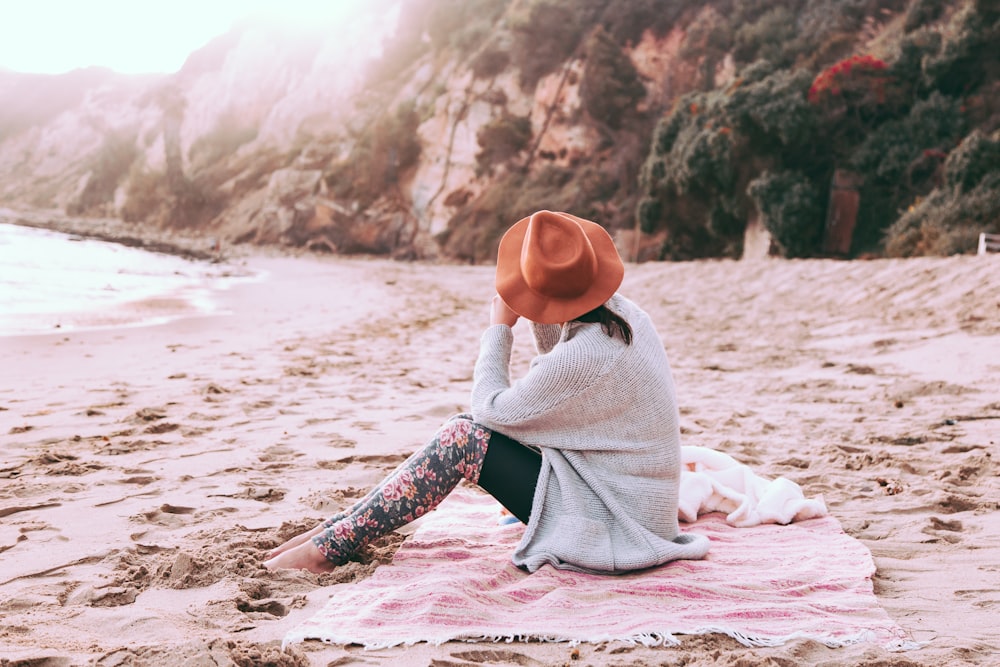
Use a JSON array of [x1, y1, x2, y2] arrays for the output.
[[732, 7, 798, 66], [598, 0, 691, 46], [188, 111, 258, 168], [366, 0, 509, 83], [884, 171, 1000, 255], [666, 121, 736, 195], [840, 92, 963, 254], [726, 67, 818, 153], [119, 166, 221, 229], [121, 166, 168, 223], [889, 28, 943, 98], [510, 1, 590, 90], [475, 114, 533, 175], [904, 0, 946, 32], [923, 4, 996, 95], [68, 128, 139, 215], [639, 86, 751, 258], [442, 162, 623, 262], [884, 130, 1000, 256], [849, 92, 963, 186], [636, 196, 662, 234], [680, 8, 733, 90], [944, 129, 1000, 192], [426, 0, 510, 54], [325, 102, 422, 208], [580, 26, 646, 129], [747, 169, 824, 257], [650, 101, 693, 155], [471, 47, 511, 79]]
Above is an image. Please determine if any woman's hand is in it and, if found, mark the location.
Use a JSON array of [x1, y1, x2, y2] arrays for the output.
[[491, 294, 519, 327]]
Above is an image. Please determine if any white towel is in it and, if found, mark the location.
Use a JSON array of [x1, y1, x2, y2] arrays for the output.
[[679, 446, 828, 527]]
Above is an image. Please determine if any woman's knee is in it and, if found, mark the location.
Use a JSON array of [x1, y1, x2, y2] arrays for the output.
[[436, 416, 475, 445], [434, 417, 490, 480]]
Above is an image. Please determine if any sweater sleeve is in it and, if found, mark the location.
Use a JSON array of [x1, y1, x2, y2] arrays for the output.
[[471, 324, 515, 397], [471, 324, 620, 442]]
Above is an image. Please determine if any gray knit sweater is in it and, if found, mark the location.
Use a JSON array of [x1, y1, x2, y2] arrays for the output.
[[471, 294, 710, 573]]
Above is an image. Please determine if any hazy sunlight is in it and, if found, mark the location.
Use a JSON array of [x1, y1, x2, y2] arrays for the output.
[[0, 0, 368, 75]]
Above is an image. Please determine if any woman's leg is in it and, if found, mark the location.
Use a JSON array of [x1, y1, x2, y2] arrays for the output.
[[475, 430, 541, 524], [266, 445, 441, 559], [264, 417, 541, 571], [266, 414, 479, 559]]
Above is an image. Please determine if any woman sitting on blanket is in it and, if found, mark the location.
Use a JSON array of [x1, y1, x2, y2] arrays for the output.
[[264, 210, 710, 574]]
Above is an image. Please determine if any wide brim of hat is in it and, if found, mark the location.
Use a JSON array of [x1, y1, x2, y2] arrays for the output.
[[495, 212, 624, 324]]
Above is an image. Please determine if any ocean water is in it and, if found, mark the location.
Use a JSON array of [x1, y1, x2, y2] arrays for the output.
[[0, 223, 255, 336]]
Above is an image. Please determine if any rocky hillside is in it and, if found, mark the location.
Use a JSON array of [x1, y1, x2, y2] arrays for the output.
[[1, 0, 997, 261]]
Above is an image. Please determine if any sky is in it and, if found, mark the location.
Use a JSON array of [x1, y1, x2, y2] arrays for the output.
[[0, 1, 366, 75]]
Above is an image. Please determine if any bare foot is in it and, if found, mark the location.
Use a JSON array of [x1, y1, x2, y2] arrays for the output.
[[267, 523, 326, 560], [263, 540, 337, 573]]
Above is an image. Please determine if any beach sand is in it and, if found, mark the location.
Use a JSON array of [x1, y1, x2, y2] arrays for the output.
[[2, 251, 998, 666]]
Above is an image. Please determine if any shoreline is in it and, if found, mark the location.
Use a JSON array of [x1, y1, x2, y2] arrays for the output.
[[0, 216, 265, 338], [0, 207, 233, 263], [2, 244, 999, 665]]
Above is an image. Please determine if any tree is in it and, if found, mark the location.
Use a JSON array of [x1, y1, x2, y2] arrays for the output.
[[475, 114, 533, 175], [580, 27, 646, 130]]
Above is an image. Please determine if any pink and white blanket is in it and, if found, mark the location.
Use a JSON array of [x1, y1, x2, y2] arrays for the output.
[[285, 463, 915, 651]]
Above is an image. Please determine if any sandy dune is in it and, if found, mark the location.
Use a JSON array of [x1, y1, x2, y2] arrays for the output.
[[2, 252, 998, 666]]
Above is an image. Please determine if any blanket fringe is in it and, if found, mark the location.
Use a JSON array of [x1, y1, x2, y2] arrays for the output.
[[283, 628, 920, 653], [686, 627, 922, 652]]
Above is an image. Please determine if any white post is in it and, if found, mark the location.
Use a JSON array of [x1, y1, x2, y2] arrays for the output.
[[979, 233, 987, 256]]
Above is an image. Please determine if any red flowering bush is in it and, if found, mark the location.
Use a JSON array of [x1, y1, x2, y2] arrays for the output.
[[808, 54, 889, 105]]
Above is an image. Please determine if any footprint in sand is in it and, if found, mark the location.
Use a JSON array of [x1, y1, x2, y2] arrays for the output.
[[349, 420, 379, 432], [0, 502, 62, 519], [129, 409, 181, 434], [41, 460, 105, 476], [922, 516, 964, 544], [937, 493, 983, 513], [145, 422, 180, 434], [137, 504, 197, 527], [232, 484, 287, 503], [300, 486, 365, 514], [96, 438, 162, 455], [67, 583, 141, 608], [132, 407, 168, 423], [204, 383, 230, 400], [317, 453, 409, 471], [258, 444, 302, 463], [119, 474, 158, 486], [235, 579, 303, 619], [301, 416, 340, 428], [187, 411, 224, 422], [450, 649, 543, 665], [321, 434, 357, 449]]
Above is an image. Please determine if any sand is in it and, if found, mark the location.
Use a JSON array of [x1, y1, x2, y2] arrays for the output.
[[2, 250, 999, 667]]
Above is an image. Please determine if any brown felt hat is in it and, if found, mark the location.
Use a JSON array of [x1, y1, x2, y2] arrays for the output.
[[495, 210, 624, 324]]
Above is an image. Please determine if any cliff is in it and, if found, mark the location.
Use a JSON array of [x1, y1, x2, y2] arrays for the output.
[[1, 0, 996, 261]]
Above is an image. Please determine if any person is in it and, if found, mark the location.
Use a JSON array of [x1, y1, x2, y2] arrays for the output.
[[263, 210, 710, 574]]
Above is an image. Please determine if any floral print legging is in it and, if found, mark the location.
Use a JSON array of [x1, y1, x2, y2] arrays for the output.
[[312, 414, 493, 565]]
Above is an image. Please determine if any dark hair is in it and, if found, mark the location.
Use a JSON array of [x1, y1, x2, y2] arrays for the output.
[[573, 304, 633, 344]]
